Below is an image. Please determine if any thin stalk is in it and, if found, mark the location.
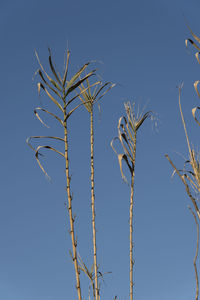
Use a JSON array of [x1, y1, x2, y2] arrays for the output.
[[90, 106, 99, 300], [63, 102, 82, 300], [130, 131, 136, 300], [189, 207, 199, 300]]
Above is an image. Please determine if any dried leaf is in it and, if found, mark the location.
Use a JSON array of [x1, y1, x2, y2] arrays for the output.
[[110, 137, 119, 155], [66, 63, 90, 90], [135, 112, 150, 131], [65, 70, 95, 97], [186, 39, 200, 52], [40, 83, 64, 112], [37, 83, 41, 96], [26, 136, 64, 150], [186, 24, 200, 44], [95, 83, 116, 103], [34, 109, 50, 128], [35, 51, 54, 83], [192, 106, 200, 127], [194, 81, 200, 98], [35, 145, 64, 179], [67, 81, 100, 108], [48, 48, 62, 86], [63, 49, 70, 86], [34, 107, 64, 126], [195, 52, 200, 64], [38, 70, 62, 99]]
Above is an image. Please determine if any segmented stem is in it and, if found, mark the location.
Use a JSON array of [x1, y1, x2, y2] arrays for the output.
[[90, 107, 99, 300], [130, 131, 136, 300], [64, 107, 82, 300]]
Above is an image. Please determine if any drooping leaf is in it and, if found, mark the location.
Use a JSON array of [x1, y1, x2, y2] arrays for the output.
[[38, 70, 62, 99], [40, 83, 64, 111], [195, 52, 200, 64], [192, 107, 200, 127], [26, 136, 64, 151], [35, 51, 54, 83], [35, 145, 64, 179], [194, 81, 200, 98], [34, 107, 64, 127]]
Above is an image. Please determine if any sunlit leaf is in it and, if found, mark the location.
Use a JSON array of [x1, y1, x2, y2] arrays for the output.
[[192, 107, 200, 127], [35, 145, 64, 179], [63, 49, 70, 86], [48, 48, 62, 86], [34, 107, 64, 127], [66, 62, 90, 90], [194, 81, 200, 98], [40, 83, 64, 111], [65, 71, 95, 97]]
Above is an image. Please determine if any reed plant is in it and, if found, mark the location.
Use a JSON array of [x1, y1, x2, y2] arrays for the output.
[[111, 102, 151, 300], [165, 26, 200, 300], [77, 78, 115, 300], [27, 49, 99, 300]]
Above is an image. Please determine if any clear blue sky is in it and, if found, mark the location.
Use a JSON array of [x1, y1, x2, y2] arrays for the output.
[[1, 0, 200, 299]]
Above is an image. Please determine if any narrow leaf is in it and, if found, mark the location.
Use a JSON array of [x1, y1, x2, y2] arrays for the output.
[[186, 23, 200, 44], [26, 136, 64, 152], [38, 70, 62, 99], [66, 62, 90, 90], [34, 107, 64, 126], [110, 137, 119, 155], [35, 51, 54, 83], [48, 48, 62, 86], [195, 52, 200, 64], [65, 71, 95, 97], [135, 112, 150, 131], [186, 39, 200, 52], [194, 81, 200, 98], [35, 145, 64, 179], [192, 107, 200, 127], [40, 84, 64, 111], [66, 81, 99, 108], [63, 49, 70, 86]]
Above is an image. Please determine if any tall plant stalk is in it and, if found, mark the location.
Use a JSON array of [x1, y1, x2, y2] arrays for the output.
[[111, 102, 151, 300], [78, 78, 115, 300], [90, 106, 98, 300], [27, 49, 98, 300], [129, 134, 136, 300], [165, 25, 200, 299]]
